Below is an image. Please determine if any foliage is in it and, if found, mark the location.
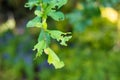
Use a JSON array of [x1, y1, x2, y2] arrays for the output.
[[25, 0, 72, 69], [0, 0, 120, 80]]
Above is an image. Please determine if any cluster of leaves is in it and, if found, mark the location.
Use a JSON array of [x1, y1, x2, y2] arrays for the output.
[[25, 0, 72, 69]]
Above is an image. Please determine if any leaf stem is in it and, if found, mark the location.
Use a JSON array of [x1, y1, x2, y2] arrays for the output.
[[40, 3, 48, 30]]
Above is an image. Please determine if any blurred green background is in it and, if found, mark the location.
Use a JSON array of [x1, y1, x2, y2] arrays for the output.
[[0, 0, 120, 80]]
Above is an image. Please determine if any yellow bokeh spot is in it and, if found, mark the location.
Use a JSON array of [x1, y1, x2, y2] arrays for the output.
[[76, 3, 84, 10], [100, 7, 118, 23], [0, 16, 16, 34]]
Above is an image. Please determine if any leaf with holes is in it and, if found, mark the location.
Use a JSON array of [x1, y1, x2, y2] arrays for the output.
[[33, 40, 46, 57], [44, 47, 64, 69], [25, 0, 41, 9], [48, 30, 72, 46], [50, 0, 68, 9], [44, 0, 68, 15]]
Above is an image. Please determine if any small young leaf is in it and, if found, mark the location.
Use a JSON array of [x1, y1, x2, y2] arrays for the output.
[[48, 11, 65, 21], [44, 47, 64, 69], [34, 10, 43, 17], [27, 17, 42, 28], [25, 0, 40, 9], [48, 30, 72, 46], [33, 40, 46, 57]]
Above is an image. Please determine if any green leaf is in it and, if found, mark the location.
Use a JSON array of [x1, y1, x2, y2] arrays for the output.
[[34, 29, 51, 58], [33, 40, 46, 57], [57, 0, 68, 8], [48, 11, 65, 21], [48, 30, 72, 46], [34, 10, 43, 17], [44, 47, 64, 69], [25, 0, 41, 9], [38, 30, 51, 46], [50, 0, 68, 9], [44, 0, 68, 15], [27, 17, 42, 28]]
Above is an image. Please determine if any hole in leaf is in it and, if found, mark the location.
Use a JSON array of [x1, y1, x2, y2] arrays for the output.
[[58, 17, 63, 21], [61, 33, 72, 37], [52, 6, 58, 10], [59, 40, 62, 43]]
